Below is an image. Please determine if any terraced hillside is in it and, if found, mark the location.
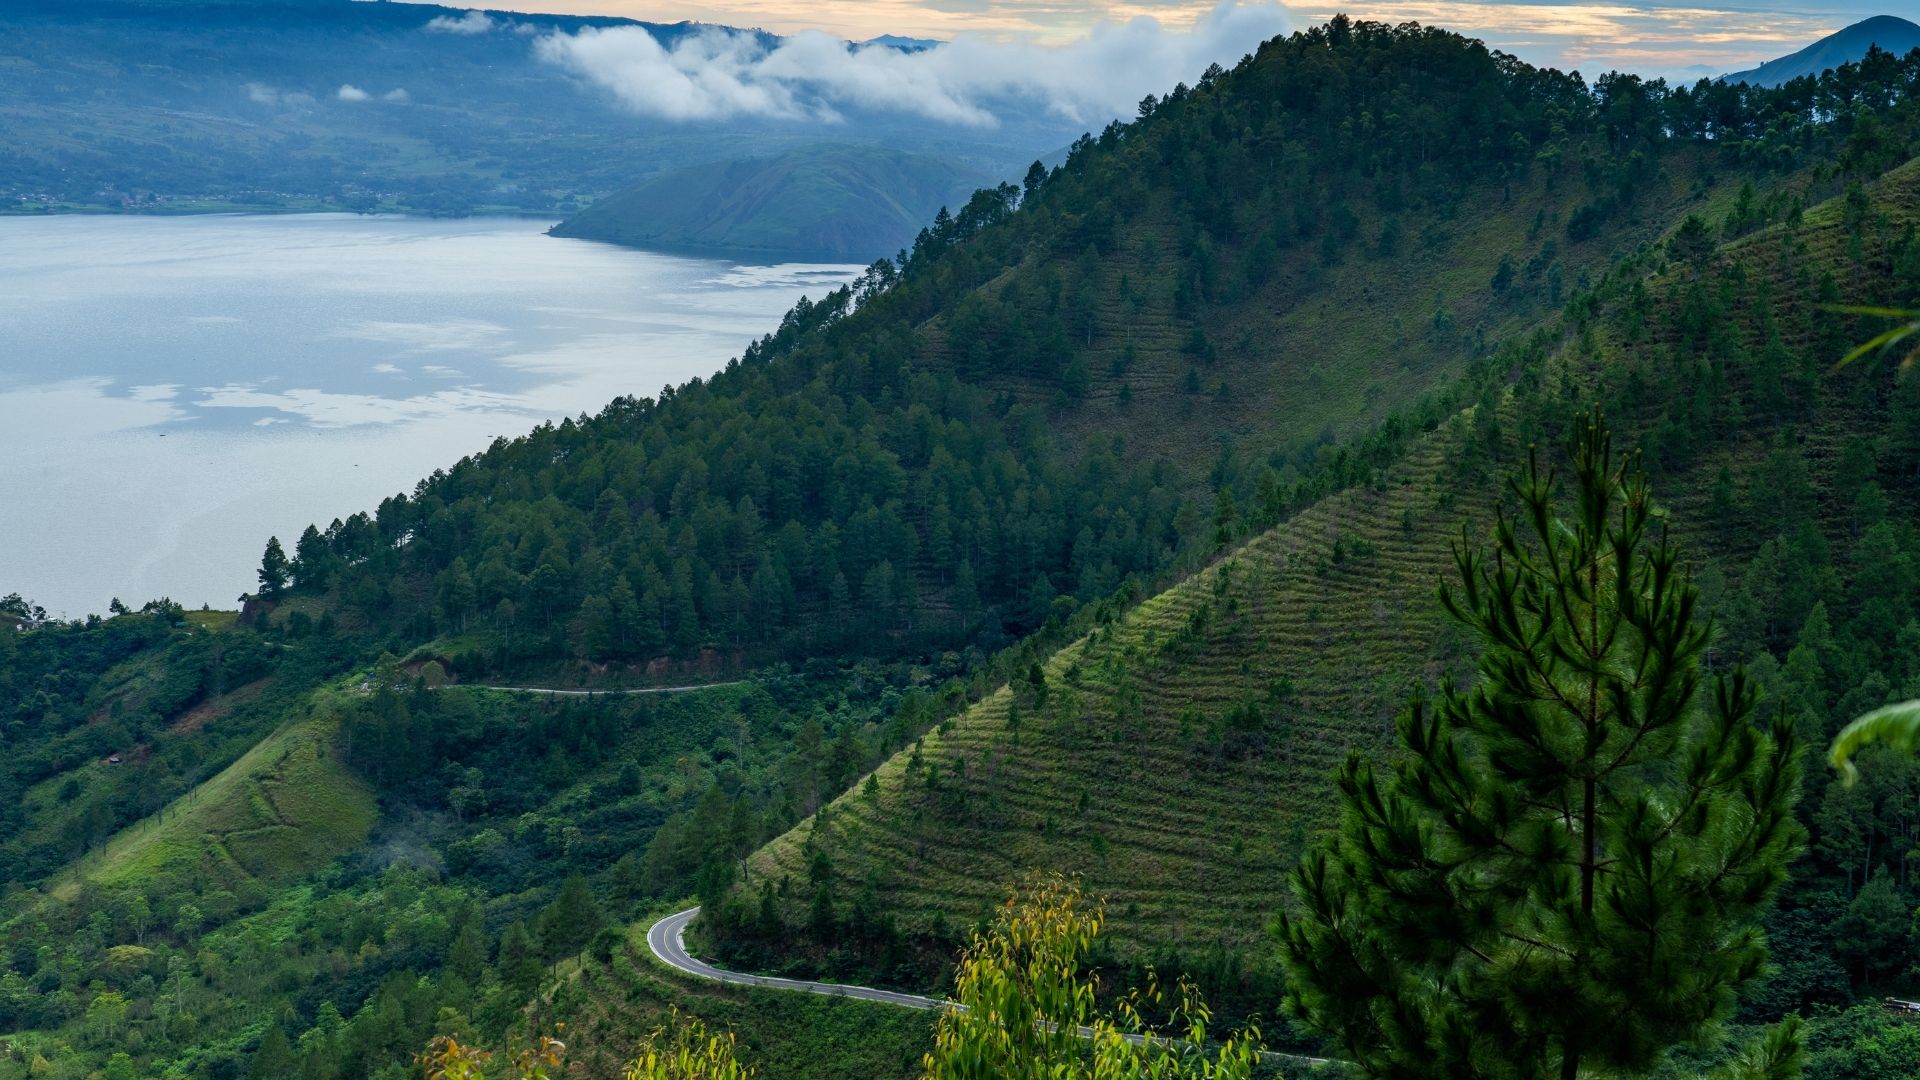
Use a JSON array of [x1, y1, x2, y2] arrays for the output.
[[731, 152, 1920, 987], [741, 422, 1475, 955]]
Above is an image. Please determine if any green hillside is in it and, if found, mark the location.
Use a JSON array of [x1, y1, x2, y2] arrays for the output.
[[264, 20, 1819, 690], [715, 134, 1920, 1066], [550, 145, 991, 260], [8, 20, 1920, 1080], [56, 713, 376, 900]]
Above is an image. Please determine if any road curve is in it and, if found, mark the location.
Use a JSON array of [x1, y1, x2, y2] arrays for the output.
[[645, 907, 1331, 1068], [647, 906, 950, 1010]]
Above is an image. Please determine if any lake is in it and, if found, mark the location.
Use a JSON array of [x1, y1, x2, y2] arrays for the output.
[[0, 214, 860, 617]]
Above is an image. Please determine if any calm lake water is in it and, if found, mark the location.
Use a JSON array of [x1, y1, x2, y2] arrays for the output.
[[0, 214, 860, 617]]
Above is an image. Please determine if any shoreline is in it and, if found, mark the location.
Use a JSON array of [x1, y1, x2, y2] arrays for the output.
[[1, 204, 568, 222]]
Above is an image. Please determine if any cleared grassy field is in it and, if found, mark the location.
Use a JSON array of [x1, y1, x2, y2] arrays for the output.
[[54, 713, 375, 900]]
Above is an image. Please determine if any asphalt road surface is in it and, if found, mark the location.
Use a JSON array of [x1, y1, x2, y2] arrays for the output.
[[647, 906, 950, 1010], [644, 906, 1331, 1068], [452, 681, 741, 696]]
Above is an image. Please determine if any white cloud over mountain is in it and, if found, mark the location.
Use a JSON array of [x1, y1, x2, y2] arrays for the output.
[[531, 0, 1290, 126]]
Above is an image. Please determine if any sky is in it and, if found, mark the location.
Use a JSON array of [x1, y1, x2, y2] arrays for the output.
[[473, 0, 1914, 80]]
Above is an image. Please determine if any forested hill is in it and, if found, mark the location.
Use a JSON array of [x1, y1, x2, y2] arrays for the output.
[[701, 82, 1920, 1071], [9, 22, 1920, 1080], [258, 18, 1871, 683]]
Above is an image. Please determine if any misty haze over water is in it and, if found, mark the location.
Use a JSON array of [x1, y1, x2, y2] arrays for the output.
[[0, 214, 858, 616]]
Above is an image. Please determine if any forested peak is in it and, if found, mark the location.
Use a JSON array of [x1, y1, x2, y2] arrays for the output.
[[256, 21, 1920, 684]]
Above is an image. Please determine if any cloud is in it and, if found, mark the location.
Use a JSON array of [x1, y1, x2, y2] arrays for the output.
[[534, 0, 1290, 126], [1283, 2, 1847, 79], [336, 85, 409, 104], [244, 83, 314, 107], [426, 10, 496, 34], [337, 319, 511, 353], [193, 383, 526, 428]]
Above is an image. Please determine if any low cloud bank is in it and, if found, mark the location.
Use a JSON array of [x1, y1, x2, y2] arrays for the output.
[[426, 10, 495, 35], [337, 84, 410, 104], [531, 0, 1290, 127]]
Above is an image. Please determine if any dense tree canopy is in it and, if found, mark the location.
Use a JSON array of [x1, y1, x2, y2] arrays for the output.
[[261, 27, 1920, 678]]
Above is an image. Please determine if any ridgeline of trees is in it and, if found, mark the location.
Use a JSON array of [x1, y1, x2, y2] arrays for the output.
[[257, 26, 1920, 679]]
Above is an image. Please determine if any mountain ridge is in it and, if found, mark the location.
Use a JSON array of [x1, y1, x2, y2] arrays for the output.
[[1723, 14, 1920, 87]]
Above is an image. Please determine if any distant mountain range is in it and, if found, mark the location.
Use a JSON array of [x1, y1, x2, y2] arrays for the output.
[[550, 145, 990, 261], [1724, 14, 1920, 86], [0, 0, 1069, 217]]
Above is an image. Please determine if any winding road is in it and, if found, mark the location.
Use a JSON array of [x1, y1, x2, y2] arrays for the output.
[[451, 681, 742, 697], [645, 906, 1331, 1068], [647, 906, 949, 1010]]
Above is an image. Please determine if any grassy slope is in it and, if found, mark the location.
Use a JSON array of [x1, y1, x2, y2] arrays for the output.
[[52, 710, 375, 901], [740, 157, 1920, 960]]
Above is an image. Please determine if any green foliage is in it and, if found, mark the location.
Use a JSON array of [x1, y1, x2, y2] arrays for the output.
[[924, 878, 1259, 1080], [624, 1010, 759, 1080], [1277, 416, 1804, 1078], [264, 17, 1852, 682], [1830, 700, 1920, 784], [1800, 1005, 1920, 1080]]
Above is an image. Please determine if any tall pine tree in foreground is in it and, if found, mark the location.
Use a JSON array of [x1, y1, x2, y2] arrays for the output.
[[1277, 413, 1804, 1080]]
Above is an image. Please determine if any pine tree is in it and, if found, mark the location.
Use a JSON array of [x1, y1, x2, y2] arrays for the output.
[[537, 874, 604, 960], [1278, 414, 1804, 1079], [257, 537, 291, 598], [497, 921, 542, 994], [446, 906, 490, 983], [249, 1025, 295, 1080]]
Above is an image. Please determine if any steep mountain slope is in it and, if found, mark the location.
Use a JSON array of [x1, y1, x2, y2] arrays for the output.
[[742, 426, 1464, 947], [722, 140, 1920, 1037], [271, 20, 1819, 686], [550, 145, 991, 260], [52, 714, 376, 902], [1723, 15, 1920, 88]]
